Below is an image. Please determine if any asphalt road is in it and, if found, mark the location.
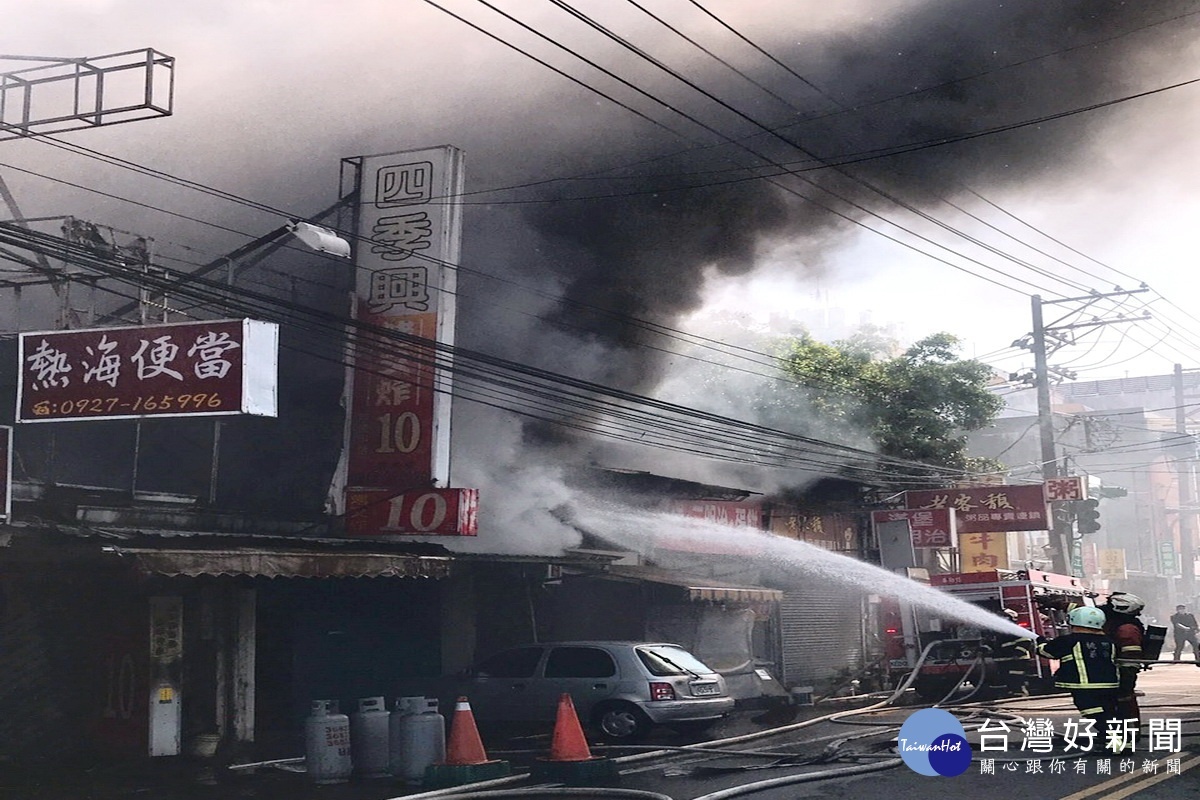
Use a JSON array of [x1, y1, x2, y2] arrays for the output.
[[9, 663, 1198, 799], [616, 662, 1200, 800]]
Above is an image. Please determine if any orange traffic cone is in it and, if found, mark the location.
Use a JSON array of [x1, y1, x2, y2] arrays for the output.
[[548, 693, 594, 762], [442, 696, 489, 765], [532, 694, 616, 786], [422, 697, 511, 789]]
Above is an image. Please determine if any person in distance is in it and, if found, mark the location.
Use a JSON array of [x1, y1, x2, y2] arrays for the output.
[[1170, 604, 1198, 662]]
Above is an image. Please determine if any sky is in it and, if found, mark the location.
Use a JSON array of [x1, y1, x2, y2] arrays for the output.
[[4, 1, 1200, 535]]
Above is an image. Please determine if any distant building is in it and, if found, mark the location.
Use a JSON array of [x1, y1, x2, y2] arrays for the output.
[[972, 372, 1199, 616]]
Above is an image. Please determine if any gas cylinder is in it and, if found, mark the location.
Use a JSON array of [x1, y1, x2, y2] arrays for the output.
[[350, 696, 390, 778], [305, 699, 352, 784], [395, 697, 446, 785], [388, 696, 423, 778]]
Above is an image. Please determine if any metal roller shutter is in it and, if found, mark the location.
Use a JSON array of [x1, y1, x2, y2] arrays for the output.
[[779, 583, 865, 691]]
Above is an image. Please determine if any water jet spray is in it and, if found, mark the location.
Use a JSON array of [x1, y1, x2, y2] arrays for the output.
[[566, 500, 1035, 641]]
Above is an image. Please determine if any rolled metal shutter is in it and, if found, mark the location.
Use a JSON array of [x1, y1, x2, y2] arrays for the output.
[[779, 583, 865, 691]]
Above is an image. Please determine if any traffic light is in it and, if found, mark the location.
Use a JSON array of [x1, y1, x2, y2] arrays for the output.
[[1075, 498, 1101, 534]]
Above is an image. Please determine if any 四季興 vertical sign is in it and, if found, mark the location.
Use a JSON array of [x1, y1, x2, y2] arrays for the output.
[[343, 146, 468, 535]]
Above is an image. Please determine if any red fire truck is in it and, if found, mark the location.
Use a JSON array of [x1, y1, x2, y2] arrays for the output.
[[881, 569, 1096, 701]]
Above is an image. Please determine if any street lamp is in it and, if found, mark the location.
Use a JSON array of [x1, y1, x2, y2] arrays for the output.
[[286, 221, 351, 258]]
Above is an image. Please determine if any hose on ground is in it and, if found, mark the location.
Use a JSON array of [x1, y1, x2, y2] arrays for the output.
[[397, 790, 676, 800], [689, 758, 903, 800]]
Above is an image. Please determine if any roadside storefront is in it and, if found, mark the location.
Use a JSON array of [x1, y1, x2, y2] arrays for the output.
[[0, 523, 453, 762]]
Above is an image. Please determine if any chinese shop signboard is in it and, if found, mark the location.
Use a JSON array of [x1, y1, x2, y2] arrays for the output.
[[903, 484, 1048, 534], [871, 508, 956, 549], [341, 145, 478, 536], [657, 500, 764, 555], [770, 511, 860, 552], [16, 319, 278, 422], [1043, 476, 1085, 502], [345, 487, 478, 536], [959, 531, 1010, 572], [1099, 548, 1128, 580], [667, 500, 763, 529]]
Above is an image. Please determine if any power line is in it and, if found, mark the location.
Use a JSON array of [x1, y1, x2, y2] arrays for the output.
[[4, 1, 1195, 419], [0, 220, 974, 485]]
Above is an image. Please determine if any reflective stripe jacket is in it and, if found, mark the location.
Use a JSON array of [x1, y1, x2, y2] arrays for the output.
[[1110, 621, 1144, 668], [1035, 632, 1120, 690]]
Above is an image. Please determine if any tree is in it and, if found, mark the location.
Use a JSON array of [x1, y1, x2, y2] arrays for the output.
[[777, 331, 1004, 479]]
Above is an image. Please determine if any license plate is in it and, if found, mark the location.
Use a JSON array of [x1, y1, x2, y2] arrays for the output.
[[691, 682, 720, 696]]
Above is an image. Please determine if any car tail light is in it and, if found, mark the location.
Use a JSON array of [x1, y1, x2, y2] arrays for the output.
[[648, 682, 676, 701]]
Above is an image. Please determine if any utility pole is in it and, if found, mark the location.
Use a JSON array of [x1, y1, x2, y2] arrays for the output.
[[1031, 295, 1071, 574], [1174, 364, 1197, 602], [1024, 289, 1149, 576]]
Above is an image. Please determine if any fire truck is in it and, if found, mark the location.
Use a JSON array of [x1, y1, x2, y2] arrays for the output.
[[881, 569, 1096, 701]]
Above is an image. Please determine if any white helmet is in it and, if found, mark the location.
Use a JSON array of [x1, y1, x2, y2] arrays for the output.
[[1106, 592, 1145, 615], [1069, 606, 1106, 630]]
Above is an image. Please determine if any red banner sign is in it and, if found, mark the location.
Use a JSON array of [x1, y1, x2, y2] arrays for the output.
[[16, 319, 277, 422], [903, 485, 1048, 534], [667, 500, 762, 529], [872, 508, 956, 548], [345, 488, 479, 536], [930, 570, 1009, 586], [345, 310, 440, 490]]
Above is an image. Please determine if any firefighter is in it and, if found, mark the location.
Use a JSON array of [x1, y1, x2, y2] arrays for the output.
[[1099, 592, 1147, 727], [993, 608, 1035, 694], [1035, 606, 1120, 748]]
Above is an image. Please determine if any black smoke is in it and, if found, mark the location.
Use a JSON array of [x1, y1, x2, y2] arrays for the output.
[[457, 0, 1196, 394], [5, 1, 1196, 510]]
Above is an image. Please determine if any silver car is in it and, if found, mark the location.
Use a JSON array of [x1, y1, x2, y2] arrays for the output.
[[464, 641, 735, 740]]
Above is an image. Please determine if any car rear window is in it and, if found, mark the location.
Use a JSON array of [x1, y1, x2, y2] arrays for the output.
[[476, 646, 543, 678], [636, 645, 714, 676], [544, 646, 617, 678]]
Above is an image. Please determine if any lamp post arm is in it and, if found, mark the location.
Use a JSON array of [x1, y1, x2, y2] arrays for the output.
[[94, 196, 351, 325]]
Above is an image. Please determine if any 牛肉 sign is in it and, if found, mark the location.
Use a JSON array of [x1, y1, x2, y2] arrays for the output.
[[17, 319, 278, 422]]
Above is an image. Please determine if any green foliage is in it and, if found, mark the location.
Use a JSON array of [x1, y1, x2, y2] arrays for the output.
[[778, 331, 1003, 479]]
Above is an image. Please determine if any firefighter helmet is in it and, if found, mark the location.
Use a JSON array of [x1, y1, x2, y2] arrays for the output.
[[1068, 606, 1106, 630], [1106, 592, 1145, 615]]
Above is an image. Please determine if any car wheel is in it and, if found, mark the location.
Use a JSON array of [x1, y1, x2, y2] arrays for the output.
[[594, 702, 651, 741]]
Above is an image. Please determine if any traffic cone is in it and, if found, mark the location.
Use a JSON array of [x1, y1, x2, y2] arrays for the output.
[[531, 694, 617, 786], [443, 696, 489, 765], [422, 697, 510, 789], [548, 693, 594, 762]]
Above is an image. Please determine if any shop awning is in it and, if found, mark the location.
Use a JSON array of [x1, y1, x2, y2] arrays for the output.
[[602, 565, 783, 604], [107, 547, 453, 579]]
